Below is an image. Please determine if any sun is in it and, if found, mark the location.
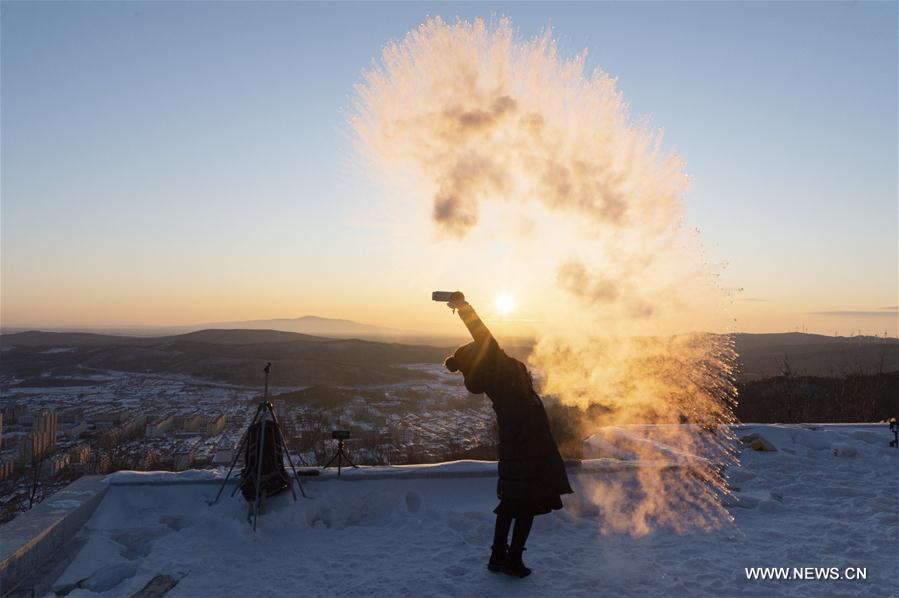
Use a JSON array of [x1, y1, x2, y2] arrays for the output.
[[495, 292, 516, 316]]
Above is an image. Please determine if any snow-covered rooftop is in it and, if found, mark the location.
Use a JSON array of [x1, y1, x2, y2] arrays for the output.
[[32, 424, 899, 596]]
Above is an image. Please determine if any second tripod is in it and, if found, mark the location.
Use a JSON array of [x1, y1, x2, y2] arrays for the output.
[[322, 429, 358, 476]]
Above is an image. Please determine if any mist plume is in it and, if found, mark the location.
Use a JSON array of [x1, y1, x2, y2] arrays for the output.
[[353, 16, 738, 535]]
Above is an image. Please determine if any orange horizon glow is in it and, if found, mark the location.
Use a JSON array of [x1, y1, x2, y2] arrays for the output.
[[2, 287, 896, 338]]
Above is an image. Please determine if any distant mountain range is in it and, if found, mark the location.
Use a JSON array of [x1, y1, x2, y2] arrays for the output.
[[198, 315, 396, 338], [0, 315, 403, 340]]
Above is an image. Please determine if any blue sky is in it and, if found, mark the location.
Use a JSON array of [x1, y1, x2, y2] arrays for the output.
[[2, 1, 896, 334]]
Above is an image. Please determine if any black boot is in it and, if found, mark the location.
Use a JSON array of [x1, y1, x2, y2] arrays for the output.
[[487, 544, 507, 572], [503, 546, 531, 578]]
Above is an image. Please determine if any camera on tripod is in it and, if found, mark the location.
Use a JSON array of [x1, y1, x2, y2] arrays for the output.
[[324, 429, 357, 475]]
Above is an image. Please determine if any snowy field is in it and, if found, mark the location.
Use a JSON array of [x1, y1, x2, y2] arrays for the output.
[[48, 425, 897, 597]]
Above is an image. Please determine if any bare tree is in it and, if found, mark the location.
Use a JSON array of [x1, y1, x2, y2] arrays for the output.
[[776, 354, 801, 423], [359, 430, 388, 465], [27, 449, 47, 509]]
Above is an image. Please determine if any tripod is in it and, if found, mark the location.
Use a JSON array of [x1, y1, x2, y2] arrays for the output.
[[322, 438, 358, 476], [211, 363, 308, 530]]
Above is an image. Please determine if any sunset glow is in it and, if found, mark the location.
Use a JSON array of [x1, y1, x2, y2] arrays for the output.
[[495, 293, 516, 316]]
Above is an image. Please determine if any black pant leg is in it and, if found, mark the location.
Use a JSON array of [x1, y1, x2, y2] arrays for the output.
[[493, 511, 513, 548], [510, 513, 534, 552]]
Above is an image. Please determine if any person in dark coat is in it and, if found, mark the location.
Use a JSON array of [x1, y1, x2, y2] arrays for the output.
[[443, 293, 573, 578]]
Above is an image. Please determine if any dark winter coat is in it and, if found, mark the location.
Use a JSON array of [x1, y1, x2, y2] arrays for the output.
[[446, 306, 573, 506]]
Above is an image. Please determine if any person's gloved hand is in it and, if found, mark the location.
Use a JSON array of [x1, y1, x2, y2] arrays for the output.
[[447, 292, 467, 310]]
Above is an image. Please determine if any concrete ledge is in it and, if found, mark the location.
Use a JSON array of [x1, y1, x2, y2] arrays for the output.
[[100, 459, 688, 488], [0, 476, 108, 597], [323, 469, 499, 481], [100, 461, 599, 486], [102, 470, 498, 485]]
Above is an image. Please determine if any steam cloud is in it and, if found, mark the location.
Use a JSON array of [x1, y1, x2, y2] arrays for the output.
[[353, 17, 738, 535]]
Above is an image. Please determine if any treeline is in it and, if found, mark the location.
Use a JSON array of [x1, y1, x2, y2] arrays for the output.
[[735, 371, 898, 423]]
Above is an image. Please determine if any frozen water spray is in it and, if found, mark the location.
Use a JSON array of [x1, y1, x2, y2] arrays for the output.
[[353, 16, 739, 535]]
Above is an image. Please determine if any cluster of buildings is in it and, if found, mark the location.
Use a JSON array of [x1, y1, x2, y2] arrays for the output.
[[0, 408, 62, 479], [0, 396, 242, 522], [1, 384, 240, 492], [1, 406, 85, 480], [0, 372, 254, 486], [270, 377, 497, 465], [146, 411, 225, 438], [387, 409, 495, 458]]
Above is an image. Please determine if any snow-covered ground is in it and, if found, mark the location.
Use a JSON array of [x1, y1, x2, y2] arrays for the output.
[[48, 425, 897, 597]]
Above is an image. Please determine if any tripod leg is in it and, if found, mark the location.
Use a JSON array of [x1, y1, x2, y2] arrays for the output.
[[265, 400, 306, 468], [322, 450, 340, 469], [264, 404, 295, 501], [230, 473, 244, 498], [333, 445, 358, 472], [212, 403, 262, 505], [265, 403, 306, 499], [213, 434, 245, 504], [285, 461, 298, 501], [252, 416, 268, 531], [253, 488, 267, 533], [286, 444, 309, 498], [343, 447, 358, 469], [231, 406, 266, 499]]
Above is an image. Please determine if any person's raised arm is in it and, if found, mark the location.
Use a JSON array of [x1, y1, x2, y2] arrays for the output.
[[448, 295, 495, 347]]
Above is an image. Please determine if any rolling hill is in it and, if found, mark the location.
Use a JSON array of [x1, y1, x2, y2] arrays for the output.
[[1, 329, 895, 390], [0, 329, 451, 387]]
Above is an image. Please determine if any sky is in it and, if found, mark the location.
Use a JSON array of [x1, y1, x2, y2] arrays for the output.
[[2, 1, 896, 336]]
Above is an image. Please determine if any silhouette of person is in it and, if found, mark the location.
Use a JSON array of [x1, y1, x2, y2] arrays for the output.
[[443, 293, 573, 577]]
